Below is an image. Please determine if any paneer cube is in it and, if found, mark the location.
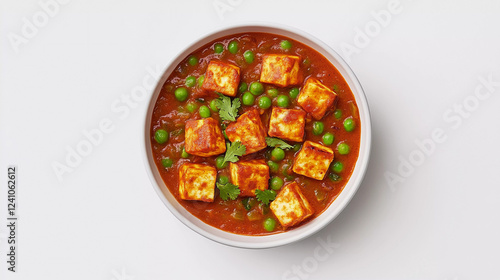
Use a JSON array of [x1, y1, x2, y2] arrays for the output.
[[178, 163, 217, 202], [229, 159, 269, 197], [202, 60, 240, 97], [184, 117, 226, 157], [270, 182, 314, 228], [268, 107, 306, 142], [297, 77, 337, 120], [292, 141, 334, 180], [225, 109, 267, 155], [260, 54, 301, 87]]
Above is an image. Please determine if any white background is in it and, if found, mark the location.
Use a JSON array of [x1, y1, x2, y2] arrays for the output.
[[1, 0, 500, 279]]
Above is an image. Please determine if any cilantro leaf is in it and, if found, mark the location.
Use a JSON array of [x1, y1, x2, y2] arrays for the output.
[[222, 141, 246, 165], [328, 173, 342, 182], [215, 94, 241, 122], [265, 137, 294, 150], [216, 182, 240, 201], [255, 189, 277, 205]]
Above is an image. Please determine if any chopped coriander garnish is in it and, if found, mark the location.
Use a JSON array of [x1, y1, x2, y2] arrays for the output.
[[242, 197, 257, 211], [255, 189, 277, 205], [170, 128, 184, 137], [265, 137, 294, 150], [222, 141, 246, 166], [216, 182, 240, 201], [214, 93, 241, 122], [329, 173, 342, 182]]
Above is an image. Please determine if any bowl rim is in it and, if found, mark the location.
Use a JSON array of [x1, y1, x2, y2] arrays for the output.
[[142, 22, 372, 249]]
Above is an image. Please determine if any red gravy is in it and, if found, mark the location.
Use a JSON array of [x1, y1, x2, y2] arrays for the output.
[[150, 33, 361, 235]]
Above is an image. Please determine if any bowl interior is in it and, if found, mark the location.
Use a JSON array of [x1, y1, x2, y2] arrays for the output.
[[143, 23, 371, 249]]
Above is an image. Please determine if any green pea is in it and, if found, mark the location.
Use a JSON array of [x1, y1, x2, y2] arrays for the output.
[[334, 109, 342, 119], [185, 76, 196, 87], [270, 177, 284, 190], [214, 43, 224, 54], [239, 82, 248, 93], [289, 87, 299, 99], [242, 92, 255, 106], [322, 132, 335, 145], [249, 82, 264, 95], [161, 157, 173, 168], [215, 156, 228, 169], [199, 105, 210, 118], [280, 40, 292, 50], [344, 117, 356, 132], [312, 121, 324, 135], [338, 142, 350, 155], [243, 50, 255, 63], [181, 147, 190, 158], [197, 75, 205, 88], [154, 129, 169, 144], [271, 147, 285, 161], [292, 144, 301, 152], [267, 161, 279, 173], [210, 99, 218, 111], [188, 55, 198, 66], [276, 95, 290, 108], [228, 40, 238, 54], [218, 175, 229, 184], [267, 88, 278, 98], [186, 102, 198, 113], [174, 87, 189, 102], [263, 217, 276, 231], [258, 96, 272, 109], [331, 161, 344, 173]]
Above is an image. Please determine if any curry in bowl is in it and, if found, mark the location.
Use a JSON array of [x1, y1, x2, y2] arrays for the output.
[[150, 32, 360, 235]]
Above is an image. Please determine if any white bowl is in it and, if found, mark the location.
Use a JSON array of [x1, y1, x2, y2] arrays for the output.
[[143, 23, 372, 249]]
